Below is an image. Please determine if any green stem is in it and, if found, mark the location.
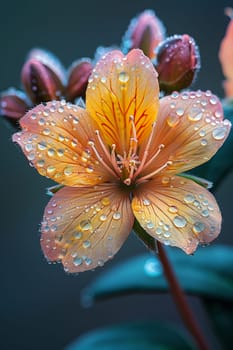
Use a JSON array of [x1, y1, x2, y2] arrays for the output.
[[157, 241, 210, 350]]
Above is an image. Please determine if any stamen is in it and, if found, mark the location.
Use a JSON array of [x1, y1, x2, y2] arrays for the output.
[[88, 140, 119, 178], [128, 116, 138, 157], [134, 122, 158, 177], [137, 161, 173, 184]]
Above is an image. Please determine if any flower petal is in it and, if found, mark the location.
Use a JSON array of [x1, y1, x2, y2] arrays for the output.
[[132, 176, 221, 254], [41, 183, 134, 272], [12, 100, 112, 186], [86, 49, 159, 154], [139, 91, 231, 178]]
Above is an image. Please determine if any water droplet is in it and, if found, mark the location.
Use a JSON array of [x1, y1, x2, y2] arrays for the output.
[[188, 107, 202, 121], [184, 194, 194, 203], [161, 176, 170, 185], [83, 240, 91, 248], [113, 212, 121, 220], [101, 76, 107, 83], [101, 197, 110, 206], [73, 257, 82, 266], [143, 199, 151, 206], [74, 231, 82, 239], [43, 128, 50, 136], [28, 152, 35, 161], [155, 227, 162, 235], [166, 114, 180, 127], [199, 130, 206, 137], [38, 142, 47, 151], [64, 167, 73, 176], [192, 222, 205, 234], [168, 206, 178, 213], [85, 258, 92, 266], [47, 165, 56, 173], [118, 71, 129, 83], [38, 118, 45, 126], [37, 159, 45, 167], [201, 209, 209, 217], [176, 107, 184, 116], [164, 231, 171, 238], [201, 139, 208, 146], [47, 148, 55, 157], [80, 220, 92, 231], [212, 126, 227, 140], [100, 214, 107, 222], [173, 216, 187, 228], [86, 166, 94, 173], [146, 221, 154, 229]]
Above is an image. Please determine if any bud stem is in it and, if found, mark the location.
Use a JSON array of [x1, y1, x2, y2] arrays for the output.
[[156, 241, 210, 350]]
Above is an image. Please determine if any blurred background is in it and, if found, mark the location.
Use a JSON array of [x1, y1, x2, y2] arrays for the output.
[[1, 0, 233, 349]]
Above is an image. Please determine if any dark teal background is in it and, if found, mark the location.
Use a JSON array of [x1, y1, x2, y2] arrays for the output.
[[1, 0, 233, 349]]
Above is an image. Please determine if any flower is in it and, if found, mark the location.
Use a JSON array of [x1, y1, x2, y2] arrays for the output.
[[155, 34, 200, 93], [122, 10, 165, 59], [219, 8, 233, 98], [13, 49, 231, 273], [0, 48, 92, 124]]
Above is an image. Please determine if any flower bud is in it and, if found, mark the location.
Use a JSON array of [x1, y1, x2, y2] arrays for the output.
[[21, 58, 64, 104], [28, 48, 66, 85], [219, 8, 233, 97], [155, 34, 200, 93], [66, 59, 92, 101], [0, 89, 28, 120], [122, 10, 165, 59]]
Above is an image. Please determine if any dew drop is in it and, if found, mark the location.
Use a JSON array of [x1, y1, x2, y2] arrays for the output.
[[100, 214, 107, 222], [101, 197, 110, 206], [201, 209, 209, 217], [47, 148, 55, 157], [83, 240, 91, 248], [144, 258, 162, 277], [37, 159, 45, 167], [80, 220, 92, 231], [155, 227, 162, 235], [85, 258, 92, 266], [200, 139, 207, 146], [118, 71, 129, 83], [212, 126, 227, 140], [38, 142, 47, 151], [188, 107, 202, 121], [74, 231, 82, 239], [192, 222, 205, 234], [73, 257, 82, 266], [43, 128, 50, 136], [47, 165, 56, 173], [184, 194, 194, 203], [168, 205, 178, 213], [113, 212, 121, 220], [173, 215, 187, 228], [146, 221, 154, 229], [176, 107, 184, 116], [64, 167, 73, 176], [28, 152, 35, 161], [143, 198, 151, 206], [166, 114, 180, 127], [25, 144, 33, 152]]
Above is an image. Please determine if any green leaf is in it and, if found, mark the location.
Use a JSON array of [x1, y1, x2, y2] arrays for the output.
[[83, 245, 233, 304], [190, 102, 233, 188], [65, 321, 194, 350]]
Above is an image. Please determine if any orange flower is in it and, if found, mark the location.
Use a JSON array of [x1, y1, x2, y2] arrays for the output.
[[13, 49, 231, 272]]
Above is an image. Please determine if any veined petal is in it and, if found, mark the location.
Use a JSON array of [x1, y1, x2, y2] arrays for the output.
[[139, 91, 231, 177], [12, 101, 113, 186], [41, 183, 134, 272], [86, 49, 159, 154], [132, 176, 221, 254]]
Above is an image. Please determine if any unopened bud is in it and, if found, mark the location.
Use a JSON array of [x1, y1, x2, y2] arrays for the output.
[[66, 59, 92, 101], [122, 10, 165, 59], [219, 8, 233, 97], [155, 34, 200, 93], [21, 58, 64, 104], [28, 48, 66, 85], [0, 89, 28, 120]]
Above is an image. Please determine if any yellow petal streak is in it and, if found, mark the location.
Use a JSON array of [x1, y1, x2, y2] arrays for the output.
[[41, 183, 134, 272], [132, 176, 221, 254], [86, 49, 159, 154], [13, 101, 112, 186]]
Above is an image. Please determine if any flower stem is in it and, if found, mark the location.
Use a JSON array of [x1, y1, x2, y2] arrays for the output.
[[157, 241, 210, 350]]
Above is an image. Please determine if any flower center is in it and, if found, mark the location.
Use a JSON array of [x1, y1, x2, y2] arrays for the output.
[[88, 116, 172, 185]]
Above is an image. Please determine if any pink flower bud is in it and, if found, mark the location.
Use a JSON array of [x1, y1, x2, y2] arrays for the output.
[[0, 89, 29, 120], [122, 10, 165, 59], [155, 34, 200, 93], [66, 59, 92, 101], [28, 48, 66, 85], [21, 58, 64, 104], [219, 8, 233, 97]]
